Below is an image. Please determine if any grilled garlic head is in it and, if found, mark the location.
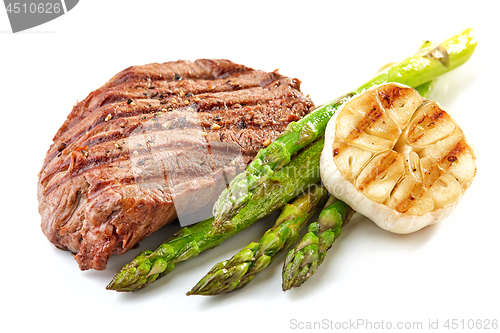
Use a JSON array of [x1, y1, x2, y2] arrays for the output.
[[320, 83, 476, 234]]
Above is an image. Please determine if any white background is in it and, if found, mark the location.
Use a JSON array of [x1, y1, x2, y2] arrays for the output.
[[1, 1, 499, 332]]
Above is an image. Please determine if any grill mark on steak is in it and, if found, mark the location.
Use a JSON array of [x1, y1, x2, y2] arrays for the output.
[[42, 79, 306, 172], [54, 59, 253, 141], [38, 59, 314, 270], [87, 83, 296, 134], [103, 59, 252, 89], [88, 70, 283, 111], [41, 126, 286, 196], [40, 106, 295, 186]]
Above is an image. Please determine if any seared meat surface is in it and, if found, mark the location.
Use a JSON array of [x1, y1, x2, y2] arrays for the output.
[[38, 59, 314, 270]]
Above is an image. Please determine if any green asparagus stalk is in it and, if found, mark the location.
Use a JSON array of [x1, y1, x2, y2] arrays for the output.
[[187, 185, 329, 296], [413, 40, 437, 97], [414, 80, 435, 98], [107, 138, 325, 291], [213, 28, 476, 230], [282, 197, 354, 290]]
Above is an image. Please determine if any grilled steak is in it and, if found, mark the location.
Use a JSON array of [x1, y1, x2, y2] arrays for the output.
[[38, 59, 314, 270]]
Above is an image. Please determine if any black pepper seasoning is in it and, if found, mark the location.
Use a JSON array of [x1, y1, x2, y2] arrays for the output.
[[236, 120, 246, 129]]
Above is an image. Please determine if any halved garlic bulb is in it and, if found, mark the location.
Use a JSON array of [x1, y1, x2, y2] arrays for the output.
[[320, 83, 476, 234]]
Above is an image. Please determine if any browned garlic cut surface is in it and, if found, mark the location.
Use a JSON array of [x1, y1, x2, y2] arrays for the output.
[[320, 83, 476, 234]]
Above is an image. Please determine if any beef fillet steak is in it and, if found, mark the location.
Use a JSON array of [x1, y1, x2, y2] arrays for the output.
[[38, 59, 314, 270]]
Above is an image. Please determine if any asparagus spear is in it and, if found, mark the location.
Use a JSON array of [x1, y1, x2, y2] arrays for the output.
[[282, 197, 354, 290], [213, 28, 476, 230], [187, 185, 329, 296], [413, 40, 437, 97], [414, 79, 435, 98], [107, 138, 325, 291]]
